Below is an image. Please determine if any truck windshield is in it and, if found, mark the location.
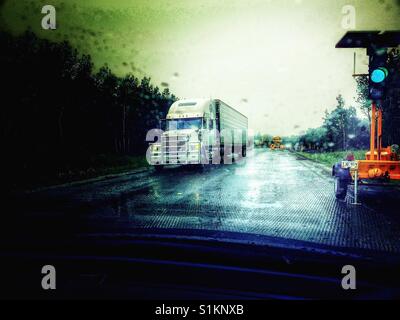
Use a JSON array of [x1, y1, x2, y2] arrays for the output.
[[167, 118, 202, 130], [5, 0, 400, 301]]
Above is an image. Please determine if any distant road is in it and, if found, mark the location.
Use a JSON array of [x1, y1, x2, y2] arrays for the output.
[[8, 149, 400, 255]]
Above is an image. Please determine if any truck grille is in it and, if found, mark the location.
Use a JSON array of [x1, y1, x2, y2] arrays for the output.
[[161, 134, 188, 163]]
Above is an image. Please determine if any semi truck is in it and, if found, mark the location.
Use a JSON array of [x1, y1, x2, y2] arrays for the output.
[[148, 98, 248, 169]]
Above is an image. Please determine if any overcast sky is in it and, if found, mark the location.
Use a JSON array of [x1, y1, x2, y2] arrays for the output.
[[2, 0, 400, 135]]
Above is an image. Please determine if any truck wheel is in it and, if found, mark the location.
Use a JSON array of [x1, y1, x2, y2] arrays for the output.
[[334, 176, 348, 200], [242, 145, 247, 157]]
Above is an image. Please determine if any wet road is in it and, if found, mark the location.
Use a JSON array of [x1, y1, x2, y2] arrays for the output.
[[11, 149, 400, 254]]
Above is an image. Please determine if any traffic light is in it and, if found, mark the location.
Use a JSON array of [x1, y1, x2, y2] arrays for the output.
[[368, 47, 389, 100]]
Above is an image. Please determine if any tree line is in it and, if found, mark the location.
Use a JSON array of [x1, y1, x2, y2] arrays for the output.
[[1, 31, 177, 189], [289, 94, 370, 152], [255, 95, 370, 151]]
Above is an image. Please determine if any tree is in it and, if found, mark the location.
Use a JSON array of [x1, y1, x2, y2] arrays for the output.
[[0, 31, 177, 189], [355, 75, 371, 122], [382, 48, 400, 146], [323, 95, 349, 150], [295, 94, 368, 152]]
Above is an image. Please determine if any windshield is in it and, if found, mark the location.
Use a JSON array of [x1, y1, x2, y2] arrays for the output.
[[166, 118, 202, 131], [2, 0, 400, 300]]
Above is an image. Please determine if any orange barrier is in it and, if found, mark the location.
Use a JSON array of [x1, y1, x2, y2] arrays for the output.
[[356, 160, 400, 180], [355, 102, 400, 181]]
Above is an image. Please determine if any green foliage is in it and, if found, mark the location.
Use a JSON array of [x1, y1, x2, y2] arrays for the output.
[[382, 48, 400, 146], [0, 31, 176, 190], [322, 95, 360, 150], [254, 133, 272, 147], [298, 127, 328, 151], [298, 150, 367, 167], [288, 94, 369, 152], [355, 75, 371, 120]]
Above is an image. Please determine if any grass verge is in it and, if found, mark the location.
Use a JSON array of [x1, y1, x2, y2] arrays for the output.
[[10, 154, 149, 193], [297, 150, 367, 168]]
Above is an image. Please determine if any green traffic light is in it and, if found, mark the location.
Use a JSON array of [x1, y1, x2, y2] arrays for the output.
[[371, 67, 388, 83]]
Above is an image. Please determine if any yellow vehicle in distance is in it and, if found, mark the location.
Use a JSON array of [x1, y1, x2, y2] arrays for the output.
[[270, 136, 285, 150]]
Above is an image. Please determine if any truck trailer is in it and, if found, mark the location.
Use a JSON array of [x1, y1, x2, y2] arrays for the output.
[[148, 98, 248, 169]]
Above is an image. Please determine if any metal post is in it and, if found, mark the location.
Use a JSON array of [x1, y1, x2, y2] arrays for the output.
[[377, 108, 382, 161], [352, 170, 361, 205], [370, 102, 376, 160]]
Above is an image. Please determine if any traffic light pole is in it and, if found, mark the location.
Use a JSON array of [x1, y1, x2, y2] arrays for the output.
[[370, 102, 376, 161], [377, 107, 383, 161], [353, 101, 379, 205], [352, 169, 361, 205], [369, 102, 383, 161]]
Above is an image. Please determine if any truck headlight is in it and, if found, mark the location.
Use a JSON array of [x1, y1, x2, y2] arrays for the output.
[[190, 143, 200, 151], [151, 144, 161, 152]]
